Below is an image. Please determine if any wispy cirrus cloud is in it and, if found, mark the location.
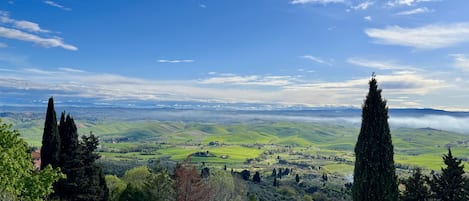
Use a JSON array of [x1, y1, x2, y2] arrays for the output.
[[395, 7, 432, 15], [301, 55, 332, 65], [43, 1, 71, 11], [364, 16, 372, 21], [158, 59, 194, 63], [0, 11, 77, 50], [58, 67, 85, 73], [0, 43, 7, 48], [0, 11, 50, 33], [347, 57, 421, 71], [0, 27, 77, 50], [352, 1, 374, 10], [290, 0, 345, 5], [387, 0, 438, 7], [199, 74, 295, 86], [365, 23, 469, 49]]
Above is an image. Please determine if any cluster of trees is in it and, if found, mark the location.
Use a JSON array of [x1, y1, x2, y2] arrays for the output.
[[107, 159, 247, 201], [400, 148, 469, 201], [0, 119, 63, 200], [353, 76, 469, 201], [40, 97, 108, 200]]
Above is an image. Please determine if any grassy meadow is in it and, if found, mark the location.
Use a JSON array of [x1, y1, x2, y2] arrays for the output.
[[8, 116, 469, 175]]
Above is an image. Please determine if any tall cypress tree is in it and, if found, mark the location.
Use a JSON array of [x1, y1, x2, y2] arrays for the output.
[[352, 76, 398, 201], [55, 113, 81, 200], [430, 148, 469, 201], [41, 97, 60, 169]]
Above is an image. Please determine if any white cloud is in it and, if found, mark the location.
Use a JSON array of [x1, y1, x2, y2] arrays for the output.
[[387, 0, 438, 7], [44, 1, 71, 11], [347, 57, 420, 71], [0, 11, 76, 51], [199, 4, 207, 8], [395, 7, 432, 15], [58, 67, 85, 73], [0, 67, 451, 108], [0, 42, 7, 48], [199, 74, 294, 86], [301, 55, 332, 65], [0, 11, 50, 33], [0, 26, 77, 50], [158, 59, 194, 63], [364, 16, 372, 21], [365, 23, 469, 49], [290, 0, 345, 5], [451, 54, 469, 72], [285, 72, 444, 96], [352, 1, 374, 10]]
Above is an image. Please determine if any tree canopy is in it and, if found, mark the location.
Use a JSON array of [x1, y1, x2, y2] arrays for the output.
[[0, 119, 63, 201]]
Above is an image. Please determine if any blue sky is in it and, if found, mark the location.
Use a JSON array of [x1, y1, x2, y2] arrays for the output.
[[0, 0, 468, 110]]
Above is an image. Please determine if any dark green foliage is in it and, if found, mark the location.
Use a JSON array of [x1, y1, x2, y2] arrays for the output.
[[284, 168, 290, 176], [201, 167, 210, 179], [253, 171, 261, 183], [352, 77, 398, 201], [119, 184, 146, 201], [41, 97, 61, 169], [430, 148, 469, 201], [53, 113, 109, 201], [248, 193, 257, 201], [273, 177, 278, 187], [80, 134, 109, 201], [401, 168, 430, 201], [272, 168, 277, 177], [144, 162, 175, 201], [295, 174, 300, 183], [241, 170, 250, 181], [321, 173, 328, 182]]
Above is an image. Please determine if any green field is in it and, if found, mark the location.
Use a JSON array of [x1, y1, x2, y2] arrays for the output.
[[10, 117, 469, 174]]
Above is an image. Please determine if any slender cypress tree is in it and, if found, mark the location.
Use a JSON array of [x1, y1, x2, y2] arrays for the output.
[[55, 114, 81, 200], [352, 76, 398, 201], [40, 97, 60, 169], [430, 148, 469, 201]]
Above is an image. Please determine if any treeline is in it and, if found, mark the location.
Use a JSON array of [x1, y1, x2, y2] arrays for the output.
[[400, 149, 469, 201], [106, 159, 247, 201]]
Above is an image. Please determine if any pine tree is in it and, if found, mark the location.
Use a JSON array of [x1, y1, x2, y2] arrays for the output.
[[430, 148, 469, 201], [352, 76, 398, 201], [80, 133, 109, 201], [40, 97, 61, 169], [401, 168, 430, 201]]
